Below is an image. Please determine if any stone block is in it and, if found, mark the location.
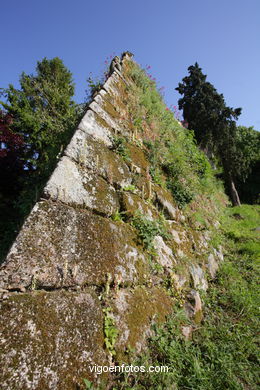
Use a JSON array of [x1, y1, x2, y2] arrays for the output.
[[189, 264, 208, 291], [0, 202, 149, 291], [153, 236, 176, 269], [0, 289, 107, 389], [44, 156, 119, 216], [65, 132, 132, 188], [78, 109, 113, 146], [207, 253, 219, 279], [112, 286, 172, 358]]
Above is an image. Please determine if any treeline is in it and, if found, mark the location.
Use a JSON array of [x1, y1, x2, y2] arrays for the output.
[[0, 57, 259, 262]]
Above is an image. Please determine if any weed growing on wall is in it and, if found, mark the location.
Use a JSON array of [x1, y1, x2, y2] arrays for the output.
[[86, 76, 103, 99], [131, 212, 169, 251], [103, 307, 118, 357], [122, 184, 137, 193], [111, 136, 130, 162]]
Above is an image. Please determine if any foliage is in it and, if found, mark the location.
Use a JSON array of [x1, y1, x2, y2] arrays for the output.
[[86, 75, 103, 100], [0, 111, 25, 194], [0, 111, 24, 158], [166, 178, 194, 209], [125, 63, 220, 210], [234, 126, 260, 204], [0, 111, 25, 260], [111, 209, 124, 222], [117, 205, 260, 390], [111, 136, 130, 161], [175, 62, 244, 206], [131, 212, 169, 251], [175, 62, 241, 150], [103, 307, 118, 357], [85, 54, 112, 101], [143, 140, 165, 186], [82, 378, 94, 389], [0, 57, 79, 262], [122, 184, 137, 192], [1, 57, 77, 175], [238, 160, 260, 204], [233, 126, 259, 181]]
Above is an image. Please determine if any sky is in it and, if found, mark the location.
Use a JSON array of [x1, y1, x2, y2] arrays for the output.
[[1, 0, 260, 129]]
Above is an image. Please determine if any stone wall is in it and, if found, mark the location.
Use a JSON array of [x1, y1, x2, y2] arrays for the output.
[[0, 53, 224, 389]]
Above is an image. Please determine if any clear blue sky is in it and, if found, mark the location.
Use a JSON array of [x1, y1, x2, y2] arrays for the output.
[[1, 0, 260, 129]]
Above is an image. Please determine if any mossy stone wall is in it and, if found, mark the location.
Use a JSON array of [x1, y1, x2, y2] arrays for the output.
[[0, 53, 224, 389]]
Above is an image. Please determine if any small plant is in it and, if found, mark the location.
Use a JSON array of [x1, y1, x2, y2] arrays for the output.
[[83, 378, 94, 389], [161, 160, 194, 208], [131, 212, 169, 251], [103, 307, 118, 357], [151, 261, 164, 274], [111, 136, 130, 161], [86, 75, 103, 98], [167, 179, 194, 208], [133, 116, 143, 131], [122, 184, 137, 192], [111, 209, 124, 222]]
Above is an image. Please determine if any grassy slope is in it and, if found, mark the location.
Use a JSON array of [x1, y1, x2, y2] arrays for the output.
[[84, 61, 259, 390], [117, 205, 260, 390], [112, 63, 259, 390]]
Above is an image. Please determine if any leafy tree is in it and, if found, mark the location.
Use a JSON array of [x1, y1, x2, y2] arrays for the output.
[[176, 63, 242, 206], [233, 126, 259, 180], [1, 57, 78, 177], [234, 126, 260, 203], [0, 57, 79, 261]]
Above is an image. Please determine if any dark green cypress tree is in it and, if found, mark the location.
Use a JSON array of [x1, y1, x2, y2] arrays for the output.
[[176, 63, 242, 206]]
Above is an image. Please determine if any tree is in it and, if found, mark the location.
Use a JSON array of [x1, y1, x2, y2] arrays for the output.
[[234, 126, 260, 203], [176, 63, 242, 206], [0, 57, 78, 262], [1, 57, 78, 178]]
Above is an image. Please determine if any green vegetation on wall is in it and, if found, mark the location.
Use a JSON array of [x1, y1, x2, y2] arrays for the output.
[[124, 60, 223, 210], [115, 205, 260, 390]]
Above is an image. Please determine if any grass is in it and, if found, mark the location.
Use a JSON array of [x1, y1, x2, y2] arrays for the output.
[[114, 205, 260, 390], [123, 61, 223, 210]]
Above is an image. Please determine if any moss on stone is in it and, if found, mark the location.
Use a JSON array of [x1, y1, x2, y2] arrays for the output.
[[101, 98, 121, 120], [94, 110, 114, 132], [0, 201, 150, 291], [80, 169, 120, 216], [121, 192, 159, 221], [127, 143, 149, 174], [0, 289, 108, 389], [194, 308, 203, 324], [112, 286, 172, 361]]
